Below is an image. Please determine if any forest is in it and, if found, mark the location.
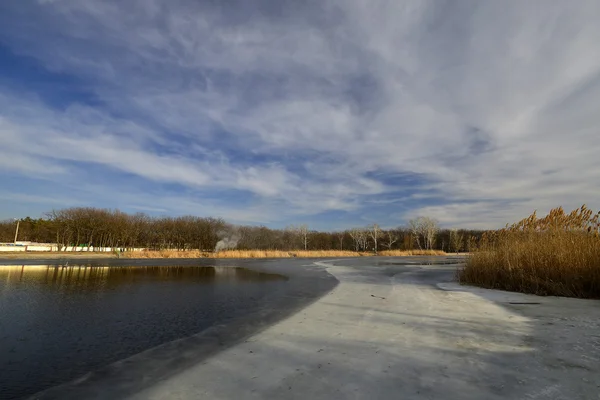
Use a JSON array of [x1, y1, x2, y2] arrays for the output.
[[0, 207, 484, 253]]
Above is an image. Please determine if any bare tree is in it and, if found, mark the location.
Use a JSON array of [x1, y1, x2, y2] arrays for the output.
[[4, 206, 474, 254], [349, 228, 369, 251], [348, 228, 362, 252], [335, 231, 345, 250], [297, 224, 310, 251], [449, 229, 464, 253], [408, 218, 424, 250], [359, 228, 369, 251], [424, 219, 440, 250], [368, 224, 383, 254], [382, 230, 399, 249], [408, 217, 440, 250], [282, 225, 300, 250]]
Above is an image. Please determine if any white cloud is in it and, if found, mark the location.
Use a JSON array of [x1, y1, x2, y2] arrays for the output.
[[0, 0, 599, 227]]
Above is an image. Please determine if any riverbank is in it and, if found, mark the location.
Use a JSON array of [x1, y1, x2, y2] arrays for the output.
[[0, 249, 448, 260], [124, 249, 447, 258], [0, 252, 119, 259], [32, 257, 600, 399]]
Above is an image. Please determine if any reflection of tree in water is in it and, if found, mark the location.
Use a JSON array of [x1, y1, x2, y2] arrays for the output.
[[0, 265, 287, 292]]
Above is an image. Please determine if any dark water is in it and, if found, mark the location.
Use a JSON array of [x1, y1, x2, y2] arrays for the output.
[[0, 264, 288, 399]]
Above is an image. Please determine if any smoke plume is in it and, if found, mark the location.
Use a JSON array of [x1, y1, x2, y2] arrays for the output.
[[215, 225, 241, 252]]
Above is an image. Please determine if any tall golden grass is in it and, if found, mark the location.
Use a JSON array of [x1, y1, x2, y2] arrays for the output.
[[123, 249, 447, 259], [126, 250, 207, 259], [378, 249, 446, 256], [458, 205, 600, 298], [125, 249, 368, 259]]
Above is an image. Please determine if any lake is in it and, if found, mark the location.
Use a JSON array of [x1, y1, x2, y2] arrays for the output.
[[0, 261, 330, 399]]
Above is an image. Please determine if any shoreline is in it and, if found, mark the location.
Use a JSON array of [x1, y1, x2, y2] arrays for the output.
[[28, 257, 600, 399], [0, 252, 119, 260], [9, 258, 338, 399], [0, 249, 460, 261]]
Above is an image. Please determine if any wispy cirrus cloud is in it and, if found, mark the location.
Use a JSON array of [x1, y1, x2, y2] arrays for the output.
[[0, 0, 599, 228]]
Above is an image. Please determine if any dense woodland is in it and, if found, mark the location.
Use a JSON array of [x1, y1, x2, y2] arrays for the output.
[[0, 208, 484, 252]]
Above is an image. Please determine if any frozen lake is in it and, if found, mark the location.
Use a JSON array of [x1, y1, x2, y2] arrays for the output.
[[0, 260, 335, 399]]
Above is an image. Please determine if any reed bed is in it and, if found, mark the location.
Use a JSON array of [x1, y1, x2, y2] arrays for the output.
[[126, 250, 206, 259], [123, 249, 447, 259], [458, 205, 600, 298], [125, 249, 368, 258], [217, 250, 368, 258], [378, 249, 446, 256]]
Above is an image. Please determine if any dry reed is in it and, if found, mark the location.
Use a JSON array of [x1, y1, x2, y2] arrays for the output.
[[378, 249, 446, 256], [125, 249, 369, 259], [458, 205, 600, 298], [123, 249, 447, 259]]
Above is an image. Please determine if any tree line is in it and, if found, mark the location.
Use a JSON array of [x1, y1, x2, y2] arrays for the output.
[[0, 207, 484, 252]]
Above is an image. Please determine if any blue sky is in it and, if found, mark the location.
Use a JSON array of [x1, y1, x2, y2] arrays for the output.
[[1, 1, 599, 230]]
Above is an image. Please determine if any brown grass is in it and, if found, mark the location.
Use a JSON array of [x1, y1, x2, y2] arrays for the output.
[[458, 205, 600, 298], [123, 249, 447, 259], [124, 249, 370, 258], [378, 249, 446, 256], [125, 250, 207, 259], [0, 252, 118, 259], [214, 250, 369, 258]]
